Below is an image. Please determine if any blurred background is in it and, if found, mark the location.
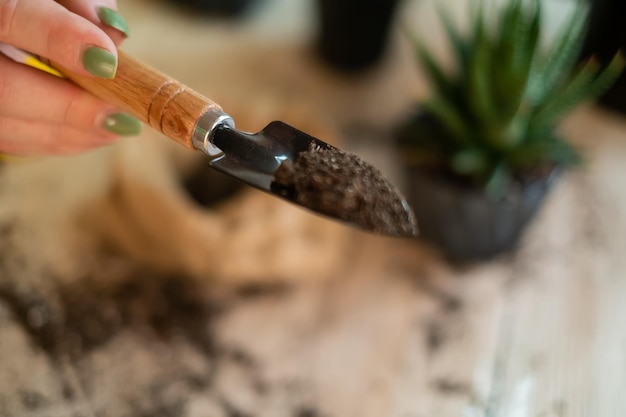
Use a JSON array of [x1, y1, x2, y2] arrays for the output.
[[1, 0, 626, 416]]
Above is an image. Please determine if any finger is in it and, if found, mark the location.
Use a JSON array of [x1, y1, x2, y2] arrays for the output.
[[58, 0, 129, 46], [0, 116, 117, 155], [0, 54, 142, 135], [0, 0, 118, 78]]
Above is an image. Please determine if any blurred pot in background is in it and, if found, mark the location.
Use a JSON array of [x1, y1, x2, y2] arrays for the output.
[[171, 0, 260, 17], [316, 0, 402, 72], [582, 0, 626, 113]]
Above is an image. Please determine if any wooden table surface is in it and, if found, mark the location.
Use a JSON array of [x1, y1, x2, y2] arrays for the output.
[[1, 1, 626, 416]]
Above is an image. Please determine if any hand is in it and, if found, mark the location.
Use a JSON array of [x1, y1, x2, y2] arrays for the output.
[[0, 0, 142, 155]]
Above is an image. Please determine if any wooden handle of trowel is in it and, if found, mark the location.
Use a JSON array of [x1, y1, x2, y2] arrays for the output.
[[55, 50, 223, 150]]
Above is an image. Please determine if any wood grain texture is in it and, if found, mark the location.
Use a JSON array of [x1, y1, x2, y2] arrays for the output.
[[56, 51, 223, 150]]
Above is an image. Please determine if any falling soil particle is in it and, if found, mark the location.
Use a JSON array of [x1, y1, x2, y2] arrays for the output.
[[273, 144, 417, 236]]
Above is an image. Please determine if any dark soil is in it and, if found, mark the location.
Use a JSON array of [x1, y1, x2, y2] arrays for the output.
[[272, 144, 417, 237], [0, 193, 312, 417], [432, 379, 473, 397], [0, 272, 226, 360]]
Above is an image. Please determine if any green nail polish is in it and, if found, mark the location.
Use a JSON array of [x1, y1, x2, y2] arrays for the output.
[[97, 7, 130, 37], [83, 47, 117, 78], [103, 113, 142, 136]]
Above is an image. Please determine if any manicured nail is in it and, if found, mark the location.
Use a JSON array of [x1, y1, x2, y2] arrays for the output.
[[97, 7, 130, 38], [102, 113, 142, 136], [82, 47, 117, 78]]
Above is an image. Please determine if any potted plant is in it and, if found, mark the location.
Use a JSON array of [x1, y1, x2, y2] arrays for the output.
[[396, 0, 624, 260]]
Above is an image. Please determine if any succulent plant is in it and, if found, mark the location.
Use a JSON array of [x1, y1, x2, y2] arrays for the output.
[[401, 0, 624, 194]]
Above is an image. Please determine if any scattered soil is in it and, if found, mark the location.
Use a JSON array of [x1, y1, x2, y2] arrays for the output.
[[272, 144, 417, 237], [296, 405, 323, 417], [0, 271, 226, 360], [425, 319, 447, 354], [432, 379, 473, 397], [19, 390, 48, 411]]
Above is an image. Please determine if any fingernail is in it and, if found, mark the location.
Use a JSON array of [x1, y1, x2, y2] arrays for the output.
[[97, 7, 130, 38], [102, 113, 142, 136], [82, 47, 117, 78]]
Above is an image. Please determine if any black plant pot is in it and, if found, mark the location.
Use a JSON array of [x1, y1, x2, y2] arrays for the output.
[[403, 167, 558, 260], [395, 112, 559, 260], [172, 0, 259, 17], [315, 0, 402, 72]]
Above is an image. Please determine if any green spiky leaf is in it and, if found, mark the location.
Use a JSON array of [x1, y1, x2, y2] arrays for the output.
[[406, 30, 452, 97], [437, 5, 471, 76], [422, 97, 470, 146], [403, 0, 624, 192], [508, 137, 583, 167], [451, 148, 489, 175], [467, 1, 496, 128], [586, 51, 626, 99], [526, 4, 588, 105], [485, 163, 512, 198]]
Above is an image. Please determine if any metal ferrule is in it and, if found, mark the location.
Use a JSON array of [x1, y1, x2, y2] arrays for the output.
[[192, 109, 235, 157]]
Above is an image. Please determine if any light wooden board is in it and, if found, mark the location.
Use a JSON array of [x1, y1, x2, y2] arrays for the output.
[[1, 1, 626, 416]]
